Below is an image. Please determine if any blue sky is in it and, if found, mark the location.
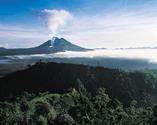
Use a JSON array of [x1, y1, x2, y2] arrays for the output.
[[1, 0, 157, 48]]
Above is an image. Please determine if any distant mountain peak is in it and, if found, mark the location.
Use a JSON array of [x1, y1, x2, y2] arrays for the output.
[[38, 37, 67, 48], [0, 37, 91, 56], [37, 37, 90, 52], [0, 47, 5, 50]]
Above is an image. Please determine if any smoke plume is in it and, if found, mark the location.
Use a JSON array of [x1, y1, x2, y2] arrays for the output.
[[37, 9, 72, 37]]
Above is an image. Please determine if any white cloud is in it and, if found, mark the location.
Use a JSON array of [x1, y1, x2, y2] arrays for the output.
[[0, 25, 49, 48], [58, 8, 157, 48], [0, 9, 72, 48], [6, 48, 157, 63], [1, 6, 157, 49], [39, 9, 72, 37]]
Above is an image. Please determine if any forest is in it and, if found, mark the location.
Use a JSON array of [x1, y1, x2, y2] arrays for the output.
[[0, 83, 157, 125], [1, 62, 157, 124]]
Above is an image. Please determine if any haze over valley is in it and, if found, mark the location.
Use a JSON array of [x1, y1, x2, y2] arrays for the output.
[[1, 0, 157, 125]]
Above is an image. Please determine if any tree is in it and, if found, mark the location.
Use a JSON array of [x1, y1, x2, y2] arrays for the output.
[[54, 114, 74, 125], [153, 103, 157, 124]]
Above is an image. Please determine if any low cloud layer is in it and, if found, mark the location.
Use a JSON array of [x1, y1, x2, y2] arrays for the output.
[[5, 49, 157, 64]]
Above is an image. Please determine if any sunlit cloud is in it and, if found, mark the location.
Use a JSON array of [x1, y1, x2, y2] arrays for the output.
[[5, 48, 157, 64], [59, 7, 157, 48], [0, 25, 49, 48], [34, 9, 72, 37], [1, 3, 157, 48]]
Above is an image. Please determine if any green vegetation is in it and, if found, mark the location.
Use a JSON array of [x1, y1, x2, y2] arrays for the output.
[[1, 62, 157, 124], [1, 62, 157, 106], [1, 83, 157, 125]]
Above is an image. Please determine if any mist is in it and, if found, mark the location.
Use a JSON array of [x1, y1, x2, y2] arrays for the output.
[[5, 48, 157, 64]]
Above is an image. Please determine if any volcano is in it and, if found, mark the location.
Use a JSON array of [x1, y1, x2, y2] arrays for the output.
[[0, 37, 90, 56]]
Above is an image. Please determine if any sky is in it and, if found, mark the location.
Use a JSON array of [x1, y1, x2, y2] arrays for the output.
[[1, 0, 157, 48]]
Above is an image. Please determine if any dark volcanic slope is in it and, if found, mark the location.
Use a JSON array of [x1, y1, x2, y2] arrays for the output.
[[1, 62, 157, 106], [0, 37, 89, 56]]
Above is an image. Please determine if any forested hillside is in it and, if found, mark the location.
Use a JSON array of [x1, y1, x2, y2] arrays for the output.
[[1, 62, 157, 107], [1, 62, 157, 124], [0, 85, 157, 125]]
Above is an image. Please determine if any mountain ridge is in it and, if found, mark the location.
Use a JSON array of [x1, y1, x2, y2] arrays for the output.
[[1, 61, 157, 106], [0, 37, 90, 56]]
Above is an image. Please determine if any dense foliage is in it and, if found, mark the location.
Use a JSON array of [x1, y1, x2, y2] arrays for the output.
[[1, 82, 157, 125], [1, 62, 157, 107], [1, 62, 157, 124]]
